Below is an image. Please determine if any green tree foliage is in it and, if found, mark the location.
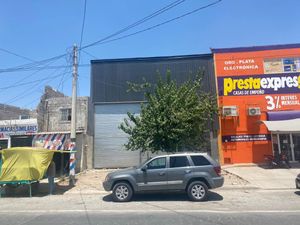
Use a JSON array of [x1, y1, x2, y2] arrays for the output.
[[119, 71, 218, 153]]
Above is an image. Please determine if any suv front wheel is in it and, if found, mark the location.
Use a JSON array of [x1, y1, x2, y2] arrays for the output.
[[187, 181, 208, 201], [112, 182, 133, 202]]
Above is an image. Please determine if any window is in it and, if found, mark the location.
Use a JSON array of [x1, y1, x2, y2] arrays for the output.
[[170, 156, 189, 168], [147, 157, 166, 170], [191, 156, 211, 166], [60, 108, 72, 121], [19, 115, 30, 120]]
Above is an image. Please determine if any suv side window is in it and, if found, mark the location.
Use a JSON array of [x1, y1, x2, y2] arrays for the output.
[[170, 156, 189, 168], [147, 157, 166, 170], [191, 156, 211, 166]]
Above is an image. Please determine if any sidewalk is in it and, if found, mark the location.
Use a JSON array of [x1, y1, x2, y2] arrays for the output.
[[58, 168, 253, 194], [56, 169, 113, 194], [223, 164, 300, 190], [57, 168, 256, 194], [3, 165, 297, 197]]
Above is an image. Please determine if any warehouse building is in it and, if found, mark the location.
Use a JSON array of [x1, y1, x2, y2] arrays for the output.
[[91, 54, 218, 168]]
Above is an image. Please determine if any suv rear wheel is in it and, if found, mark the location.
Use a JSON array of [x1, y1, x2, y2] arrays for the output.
[[112, 182, 133, 202], [187, 181, 208, 201]]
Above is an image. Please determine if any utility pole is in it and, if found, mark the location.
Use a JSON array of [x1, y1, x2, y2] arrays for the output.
[[69, 44, 78, 186], [71, 45, 78, 140]]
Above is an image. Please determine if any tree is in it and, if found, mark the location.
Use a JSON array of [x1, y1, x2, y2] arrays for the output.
[[119, 71, 218, 153]]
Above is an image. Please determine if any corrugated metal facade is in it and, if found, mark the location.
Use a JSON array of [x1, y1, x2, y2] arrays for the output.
[[91, 54, 215, 103], [94, 103, 141, 168], [91, 54, 217, 168]]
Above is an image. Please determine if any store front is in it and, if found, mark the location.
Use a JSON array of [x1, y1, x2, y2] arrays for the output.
[[271, 133, 300, 162], [212, 44, 300, 164], [263, 118, 300, 162], [0, 119, 37, 149]]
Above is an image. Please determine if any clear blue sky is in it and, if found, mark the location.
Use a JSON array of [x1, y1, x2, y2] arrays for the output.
[[1, 0, 300, 109]]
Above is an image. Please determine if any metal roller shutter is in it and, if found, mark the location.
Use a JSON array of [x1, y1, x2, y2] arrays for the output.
[[94, 103, 141, 168]]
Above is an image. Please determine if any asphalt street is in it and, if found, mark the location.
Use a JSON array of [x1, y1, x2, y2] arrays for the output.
[[0, 189, 300, 225], [1, 211, 300, 225]]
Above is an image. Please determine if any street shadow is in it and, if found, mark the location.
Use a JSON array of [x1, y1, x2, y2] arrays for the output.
[[102, 191, 223, 202], [1, 179, 77, 198], [294, 191, 300, 196]]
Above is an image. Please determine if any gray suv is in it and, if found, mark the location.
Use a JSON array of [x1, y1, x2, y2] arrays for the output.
[[103, 153, 224, 202]]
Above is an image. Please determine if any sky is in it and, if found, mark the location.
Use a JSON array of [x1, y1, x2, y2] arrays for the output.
[[1, 0, 300, 109]]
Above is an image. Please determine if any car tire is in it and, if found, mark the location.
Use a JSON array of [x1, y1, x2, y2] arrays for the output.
[[112, 182, 133, 202], [187, 181, 208, 201]]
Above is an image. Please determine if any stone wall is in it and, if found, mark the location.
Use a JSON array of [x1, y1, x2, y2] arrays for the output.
[[43, 96, 89, 132]]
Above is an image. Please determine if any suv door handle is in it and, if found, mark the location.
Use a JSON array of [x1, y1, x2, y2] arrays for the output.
[[185, 169, 191, 174], [159, 172, 165, 176]]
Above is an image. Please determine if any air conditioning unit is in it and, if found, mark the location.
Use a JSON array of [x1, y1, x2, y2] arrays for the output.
[[248, 107, 261, 116], [222, 106, 238, 117]]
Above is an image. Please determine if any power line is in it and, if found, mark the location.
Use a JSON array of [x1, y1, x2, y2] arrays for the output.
[[0, 57, 65, 95], [81, 49, 97, 59], [21, 67, 72, 109], [0, 0, 186, 73], [57, 65, 73, 92], [21, 95, 42, 109], [81, 0, 186, 50], [0, 0, 219, 74], [0, 69, 70, 91], [84, 0, 223, 48], [79, 0, 88, 64], [0, 64, 89, 73], [0, 53, 67, 73], [4, 68, 70, 105], [0, 47, 35, 62]]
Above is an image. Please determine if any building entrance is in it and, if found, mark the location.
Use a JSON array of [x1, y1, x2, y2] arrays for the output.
[[292, 134, 300, 161], [272, 133, 300, 162]]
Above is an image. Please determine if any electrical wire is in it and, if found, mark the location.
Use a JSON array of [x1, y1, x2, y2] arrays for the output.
[[79, 0, 88, 64], [4, 68, 70, 105], [21, 92, 44, 109], [0, 64, 89, 73], [81, 50, 97, 59], [0, 53, 67, 73], [0, 47, 35, 62], [0, 0, 187, 73], [0, 0, 222, 102], [82, 0, 222, 48], [81, 0, 186, 50], [0, 70, 70, 91], [0, 56, 64, 95], [57, 65, 73, 92]]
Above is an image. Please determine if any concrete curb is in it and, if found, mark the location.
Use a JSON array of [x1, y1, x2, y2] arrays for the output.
[[222, 163, 260, 169]]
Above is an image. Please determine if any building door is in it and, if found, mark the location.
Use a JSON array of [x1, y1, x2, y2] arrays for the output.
[[93, 103, 141, 168], [292, 134, 300, 161], [279, 134, 293, 161], [0, 139, 8, 149]]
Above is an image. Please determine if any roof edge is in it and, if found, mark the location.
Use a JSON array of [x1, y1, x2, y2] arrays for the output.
[[91, 53, 212, 64], [211, 43, 300, 54]]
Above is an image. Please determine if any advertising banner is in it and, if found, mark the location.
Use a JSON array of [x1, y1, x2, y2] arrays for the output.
[[0, 119, 37, 139], [215, 49, 300, 112]]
